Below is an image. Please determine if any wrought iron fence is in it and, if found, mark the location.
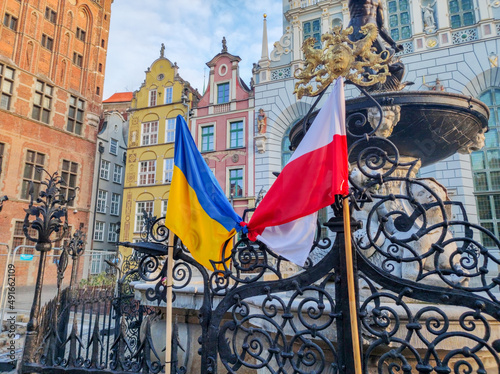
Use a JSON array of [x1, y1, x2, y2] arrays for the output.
[[18, 84, 500, 373]]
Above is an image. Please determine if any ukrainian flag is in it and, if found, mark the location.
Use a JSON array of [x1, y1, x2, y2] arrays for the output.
[[165, 115, 243, 270]]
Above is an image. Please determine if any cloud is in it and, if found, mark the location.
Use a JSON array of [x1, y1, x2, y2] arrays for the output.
[[103, 0, 283, 98]]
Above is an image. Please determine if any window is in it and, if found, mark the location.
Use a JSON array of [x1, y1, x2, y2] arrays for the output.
[[110, 193, 120, 215], [101, 39, 105, 48], [217, 83, 229, 104], [229, 168, 243, 198], [21, 150, 45, 200], [110, 139, 118, 155], [0, 63, 14, 110], [73, 53, 83, 67], [149, 89, 157, 107], [44, 7, 57, 23], [229, 121, 244, 148], [472, 88, 500, 246], [96, 189, 107, 213], [201, 125, 214, 152], [448, 0, 475, 29], [138, 160, 156, 185], [94, 221, 105, 241], [113, 164, 123, 183], [100, 159, 110, 180], [76, 27, 86, 42], [108, 222, 119, 242], [142, 121, 158, 146], [303, 18, 321, 48], [61, 160, 78, 206], [388, 0, 412, 41], [0, 143, 4, 176], [12, 221, 37, 255], [41, 34, 54, 51], [67, 95, 84, 135], [98, 63, 103, 72], [3, 13, 17, 31], [161, 200, 168, 217], [96, 86, 100, 95], [135, 201, 153, 232], [164, 158, 174, 183], [32, 80, 53, 124], [165, 87, 173, 104], [166, 118, 175, 143]]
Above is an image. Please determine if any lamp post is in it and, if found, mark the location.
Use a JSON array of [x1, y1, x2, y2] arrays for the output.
[[21, 169, 73, 364]]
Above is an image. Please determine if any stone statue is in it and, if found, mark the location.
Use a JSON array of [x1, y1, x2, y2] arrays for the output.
[[424, 77, 445, 91], [160, 43, 165, 58], [222, 37, 227, 53], [347, 0, 405, 91], [421, 1, 437, 32], [367, 105, 401, 138], [257, 109, 267, 134]]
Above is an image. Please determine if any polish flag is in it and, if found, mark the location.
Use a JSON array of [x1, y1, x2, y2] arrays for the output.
[[247, 77, 348, 266]]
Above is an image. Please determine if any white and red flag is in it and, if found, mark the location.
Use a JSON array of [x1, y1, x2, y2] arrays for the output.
[[247, 77, 349, 266]]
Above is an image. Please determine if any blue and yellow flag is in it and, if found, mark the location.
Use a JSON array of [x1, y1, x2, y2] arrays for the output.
[[165, 115, 242, 270]]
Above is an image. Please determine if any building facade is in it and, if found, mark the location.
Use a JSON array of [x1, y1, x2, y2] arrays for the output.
[[191, 39, 256, 219], [253, 0, 500, 246], [0, 0, 112, 286], [85, 92, 131, 276], [119, 49, 199, 254]]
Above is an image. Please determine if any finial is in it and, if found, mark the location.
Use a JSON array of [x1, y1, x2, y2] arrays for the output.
[[160, 43, 165, 58], [263, 13, 267, 19], [222, 37, 227, 53]]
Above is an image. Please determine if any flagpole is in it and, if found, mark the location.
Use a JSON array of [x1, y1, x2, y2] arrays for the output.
[[342, 196, 363, 373], [165, 234, 174, 373]]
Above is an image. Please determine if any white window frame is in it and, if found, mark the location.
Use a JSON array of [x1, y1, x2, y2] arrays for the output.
[[199, 123, 215, 152], [141, 121, 159, 146], [113, 164, 123, 183], [94, 221, 105, 241], [166, 118, 176, 143], [110, 193, 120, 216], [227, 166, 245, 198], [109, 139, 118, 155], [227, 118, 245, 149], [161, 200, 168, 217], [138, 160, 156, 186], [164, 158, 174, 183], [108, 222, 119, 242], [165, 86, 173, 104], [135, 201, 154, 232], [149, 89, 157, 107], [96, 189, 108, 213], [100, 159, 110, 180]]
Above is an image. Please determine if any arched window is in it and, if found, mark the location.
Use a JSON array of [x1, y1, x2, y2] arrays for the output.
[[448, 0, 475, 29], [387, 0, 412, 41], [471, 88, 500, 246]]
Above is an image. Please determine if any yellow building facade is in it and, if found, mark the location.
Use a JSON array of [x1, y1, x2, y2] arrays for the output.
[[120, 51, 199, 254]]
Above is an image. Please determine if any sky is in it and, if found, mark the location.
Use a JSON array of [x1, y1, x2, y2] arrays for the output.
[[103, 0, 285, 99]]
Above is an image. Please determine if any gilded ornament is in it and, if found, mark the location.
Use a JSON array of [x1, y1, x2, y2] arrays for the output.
[[293, 24, 391, 98]]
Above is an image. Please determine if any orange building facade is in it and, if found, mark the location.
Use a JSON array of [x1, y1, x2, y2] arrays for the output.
[[0, 0, 113, 286]]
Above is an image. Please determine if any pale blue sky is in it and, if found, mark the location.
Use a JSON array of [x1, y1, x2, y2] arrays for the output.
[[103, 1, 284, 99]]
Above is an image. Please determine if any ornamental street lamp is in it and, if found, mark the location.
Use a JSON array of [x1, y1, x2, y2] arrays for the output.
[[21, 169, 74, 364]]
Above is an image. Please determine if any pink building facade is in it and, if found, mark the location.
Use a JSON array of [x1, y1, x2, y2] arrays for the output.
[[191, 41, 255, 218]]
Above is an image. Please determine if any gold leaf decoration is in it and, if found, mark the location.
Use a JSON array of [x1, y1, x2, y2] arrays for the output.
[[294, 24, 391, 98]]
